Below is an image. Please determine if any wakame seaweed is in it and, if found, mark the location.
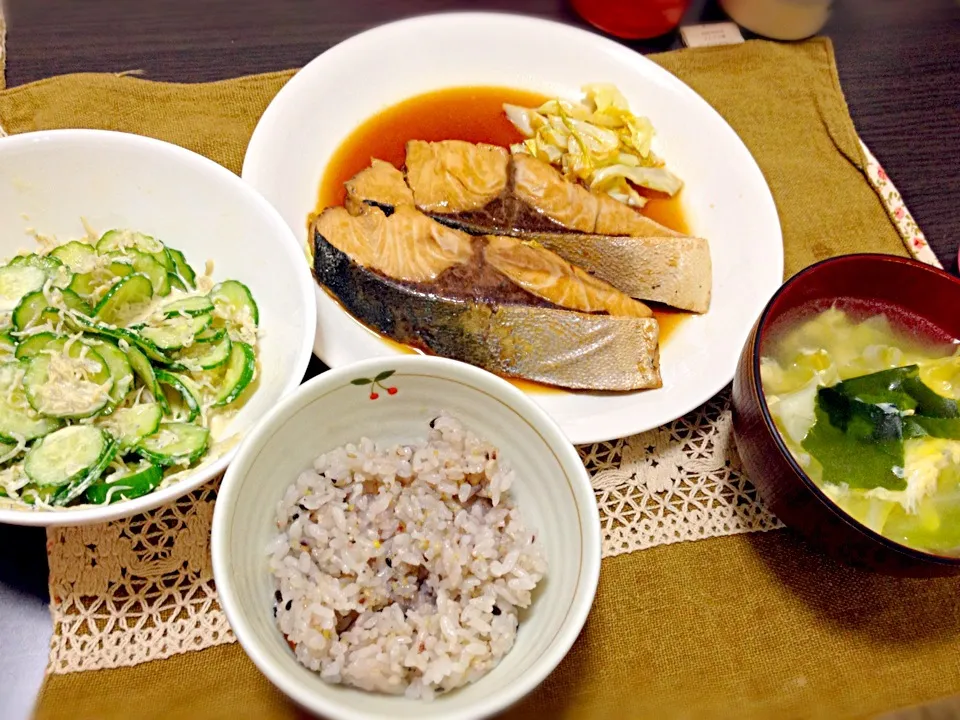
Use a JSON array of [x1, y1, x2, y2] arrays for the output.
[[802, 365, 959, 490]]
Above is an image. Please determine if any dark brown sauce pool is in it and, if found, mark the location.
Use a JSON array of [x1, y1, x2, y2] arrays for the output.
[[315, 86, 694, 394]]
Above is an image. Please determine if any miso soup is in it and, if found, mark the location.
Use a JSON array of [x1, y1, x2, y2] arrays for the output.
[[760, 303, 960, 555]]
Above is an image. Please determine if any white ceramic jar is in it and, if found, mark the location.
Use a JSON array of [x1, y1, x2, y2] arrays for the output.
[[720, 0, 832, 41]]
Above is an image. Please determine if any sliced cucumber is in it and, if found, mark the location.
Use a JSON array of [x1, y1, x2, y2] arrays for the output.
[[52, 434, 119, 506], [9, 254, 73, 288], [97, 230, 172, 271], [90, 340, 134, 408], [24, 425, 108, 487], [136, 422, 209, 466], [211, 280, 259, 327], [14, 333, 65, 360], [94, 273, 154, 327], [11, 289, 86, 331], [161, 296, 214, 317], [56, 288, 94, 316], [69, 262, 134, 305], [174, 335, 231, 370], [98, 402, 163, 448], [24, 342, 113, 419], [124, 343, 169, 415], [194, 324, 226, 344], [0, 439, 22, 463], [213, 341, 256, 407], [168, 248, 196, 289], [0, 361, 62, 441], [12, 291, 48, 331], [167, 273, 188, 293], [156, 370, 201, 422], [0, 332, 17, 362], [137, 313, 211, 351], [0, 265, 47, 313], [85, 459, 163, 504], [106, 250, 170, 297], [49, 241, 97, 273], [97, 229, 164, 256], [9, 253, 62, 273], [35, 308, 64, 329]]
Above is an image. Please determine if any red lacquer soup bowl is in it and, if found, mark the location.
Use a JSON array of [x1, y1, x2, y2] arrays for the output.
[[732, 253, 960, 577]]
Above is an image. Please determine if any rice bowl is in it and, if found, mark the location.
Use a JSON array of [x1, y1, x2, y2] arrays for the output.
[[212, 355, 600, 720]]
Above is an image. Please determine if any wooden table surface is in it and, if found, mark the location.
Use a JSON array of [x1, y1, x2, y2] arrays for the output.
[[0, 1, 959, 718]]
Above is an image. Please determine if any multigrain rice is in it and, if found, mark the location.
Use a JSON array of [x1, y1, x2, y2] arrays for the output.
[[267, 413, 546, 699]]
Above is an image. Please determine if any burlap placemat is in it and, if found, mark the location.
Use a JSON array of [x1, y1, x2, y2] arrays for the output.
[[1, 37, 956, 720]]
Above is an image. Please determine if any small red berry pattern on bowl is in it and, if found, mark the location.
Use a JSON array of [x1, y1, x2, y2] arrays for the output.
[[351, 370, 397, 400]]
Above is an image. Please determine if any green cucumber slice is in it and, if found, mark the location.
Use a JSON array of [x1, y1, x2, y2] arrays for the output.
[[98, 402, 163, 448], [14, 333, 65, 360], [97, 230, 172, 271], [0, 265, 47, 313], [167, 273, 188, 292], [49, 241, 97, 273], [156, 370, 201, 422], [174, 335, 231, 370], [85, 459, 163, 504], [0, 439, 23, 463], [24, 425, 108, 486], [52, 435, 119, 506], [168, 249, 197, 289], [136, 422, 209, 466], [137, 313, 211, 351], [56, 287, 94, 316], [0, 332, 17, 362], [0, 361, 63, 441], [194, 324, 226, 344], [9, 254, 73, 288], [96, 229, 164, 256], [161, 296, 214, 317], [11, 288, 89, 331], [124, 343, 169, 415], [211, 280, 259, 327], [90, 341, 135, 407], [12, 291, 49, 331], [106, 250, 170, 297], [24, 342, 113, 419], [68, 262, 131, 304], [94, 273, 154, 327], [213, 341, 256, 407]]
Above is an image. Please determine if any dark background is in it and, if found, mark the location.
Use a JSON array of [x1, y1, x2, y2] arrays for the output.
[[1, 0, 959, 594]]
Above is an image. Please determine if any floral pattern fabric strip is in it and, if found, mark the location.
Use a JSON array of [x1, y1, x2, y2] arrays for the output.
[[861, 140, 942, 268]]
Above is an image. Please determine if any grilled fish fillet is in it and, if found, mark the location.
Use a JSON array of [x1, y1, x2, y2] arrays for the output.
[[313, 205, 661, 391], [344, 141, 712, 312]]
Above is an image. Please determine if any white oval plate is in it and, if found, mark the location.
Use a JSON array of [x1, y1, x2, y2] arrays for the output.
[[242, 12, 783, 445]]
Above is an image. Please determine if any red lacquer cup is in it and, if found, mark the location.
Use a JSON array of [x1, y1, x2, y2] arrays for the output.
[[570, 0, 693, 39]]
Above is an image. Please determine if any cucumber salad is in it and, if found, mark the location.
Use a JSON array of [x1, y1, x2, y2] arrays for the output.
[[0, 228, 260, 508]]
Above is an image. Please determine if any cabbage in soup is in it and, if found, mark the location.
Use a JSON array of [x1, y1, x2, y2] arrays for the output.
[[760, 305, 960, 555]]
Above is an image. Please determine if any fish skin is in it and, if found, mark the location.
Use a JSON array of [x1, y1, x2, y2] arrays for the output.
[[313, 226, 662, 391], [517, 231, 712, 314]]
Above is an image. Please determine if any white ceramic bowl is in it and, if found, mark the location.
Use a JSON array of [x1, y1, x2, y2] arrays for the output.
[[241, 11, 783, 445], [212, 355, 601, 720], [0, 129, 316, 525]]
